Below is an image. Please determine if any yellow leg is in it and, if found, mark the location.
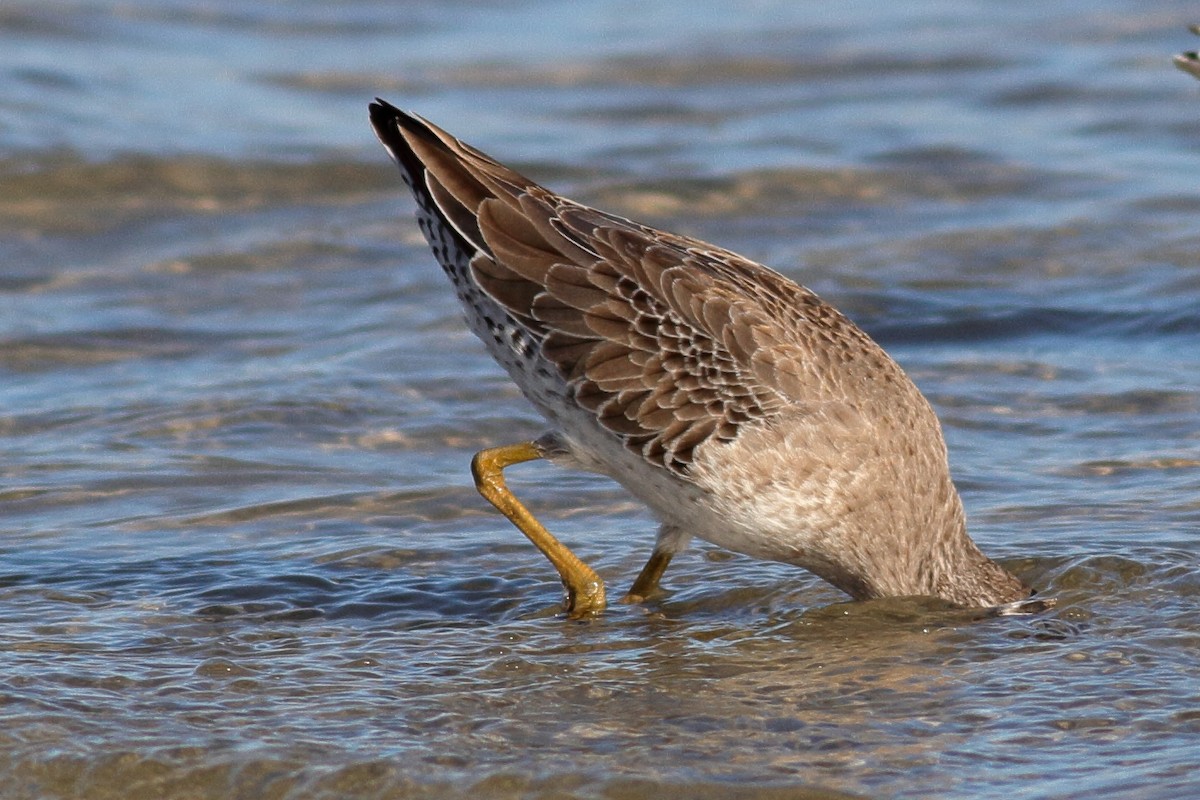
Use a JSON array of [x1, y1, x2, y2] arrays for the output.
[[624, 549, 673, 603], [471, 441, 606, 617]]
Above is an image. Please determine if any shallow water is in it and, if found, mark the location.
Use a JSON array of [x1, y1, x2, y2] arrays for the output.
[[3, 1, 1200, 798]]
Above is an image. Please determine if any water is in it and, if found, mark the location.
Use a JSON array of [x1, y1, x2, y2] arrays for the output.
[[3, 1, 1200, 798]]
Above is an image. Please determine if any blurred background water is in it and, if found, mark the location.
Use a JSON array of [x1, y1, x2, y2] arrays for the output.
[[2, 1, 1200, 798]]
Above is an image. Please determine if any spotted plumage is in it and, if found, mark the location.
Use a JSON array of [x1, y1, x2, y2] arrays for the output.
[[370, 99, 1037, 609]]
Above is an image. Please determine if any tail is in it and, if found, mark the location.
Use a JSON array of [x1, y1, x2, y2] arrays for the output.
[[367, 100, 438, 195], [368, 99, 593, 331], [369, 98, 501, 256]]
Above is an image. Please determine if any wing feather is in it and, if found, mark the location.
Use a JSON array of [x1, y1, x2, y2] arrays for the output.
[[370, 99, 889, 474]]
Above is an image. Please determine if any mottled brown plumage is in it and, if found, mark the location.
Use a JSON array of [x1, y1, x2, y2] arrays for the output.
[[370, 98, 1037, 610]]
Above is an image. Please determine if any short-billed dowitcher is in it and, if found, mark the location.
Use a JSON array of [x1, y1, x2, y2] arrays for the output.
[[369, 99, 1039, 617]]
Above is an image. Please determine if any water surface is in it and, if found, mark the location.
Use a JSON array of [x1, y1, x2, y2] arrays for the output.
[[2, 2, 1200, 798]]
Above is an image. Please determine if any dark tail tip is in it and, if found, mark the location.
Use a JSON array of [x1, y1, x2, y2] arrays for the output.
[[368, 98, 437, 183], [368, 97, 407, 132]]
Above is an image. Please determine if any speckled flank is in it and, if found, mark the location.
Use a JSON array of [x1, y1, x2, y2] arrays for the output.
[[370, 98, 1033, 609]]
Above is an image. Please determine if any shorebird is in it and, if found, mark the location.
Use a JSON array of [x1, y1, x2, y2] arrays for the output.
[[369, 99, 1039, 617], [1175, 24, 1200, 80]]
